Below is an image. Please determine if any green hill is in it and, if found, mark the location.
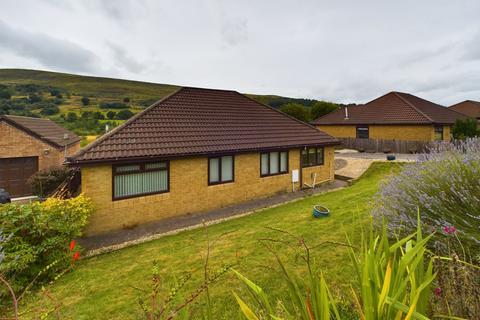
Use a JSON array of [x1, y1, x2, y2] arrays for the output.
[[0, 69, 331, 139]]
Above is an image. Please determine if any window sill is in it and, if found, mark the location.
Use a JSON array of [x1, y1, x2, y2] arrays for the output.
[[260, 171, 289, 178], [302, 163, 324, 168], [208, 180, 235, 186], [113, 190, 169, 201]]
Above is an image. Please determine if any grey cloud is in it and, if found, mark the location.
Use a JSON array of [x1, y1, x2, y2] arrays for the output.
[[0, 19, 99, 73], [462, 30, 480, 61], [107, 42, 147, 73], [221, 18, 248, 47]]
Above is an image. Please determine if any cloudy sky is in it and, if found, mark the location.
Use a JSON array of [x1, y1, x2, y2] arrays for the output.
[[0, 0, 479, 105]]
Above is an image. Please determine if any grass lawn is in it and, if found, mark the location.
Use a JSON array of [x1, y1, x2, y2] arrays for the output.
[[22, 162, 401, 319]]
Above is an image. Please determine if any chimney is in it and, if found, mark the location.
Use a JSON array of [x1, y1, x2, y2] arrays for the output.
[[344, 106, 349, 120]]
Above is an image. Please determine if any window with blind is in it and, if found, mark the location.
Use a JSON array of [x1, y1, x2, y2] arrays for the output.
[[356, 125, 369, 139], [434, 126, 443, 141], [301, 147, 324, 167], [113, 161, 169, 200], [209, 155, 234, 185], [260, 151, 288, 176]]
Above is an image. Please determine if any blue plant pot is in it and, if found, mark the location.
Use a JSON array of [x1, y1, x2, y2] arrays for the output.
[[313, 205, 330, 218], [386, 154, 396, 161]]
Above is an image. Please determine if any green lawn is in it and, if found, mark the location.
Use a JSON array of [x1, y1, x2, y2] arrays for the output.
[[22, 162, 401, 319]]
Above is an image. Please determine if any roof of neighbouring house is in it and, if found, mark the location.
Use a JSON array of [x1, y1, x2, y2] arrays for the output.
[[0, 115, 81, 148], [67, 87, 339, 165], [448, 100, 480, 119], [311, 91, 467, 126]]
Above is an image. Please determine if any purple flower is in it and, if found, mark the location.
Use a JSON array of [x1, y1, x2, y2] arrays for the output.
[[434, 287, 442, 297]]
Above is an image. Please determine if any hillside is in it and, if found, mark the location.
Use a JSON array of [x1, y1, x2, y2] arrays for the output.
[[0, 69, 331, 140]]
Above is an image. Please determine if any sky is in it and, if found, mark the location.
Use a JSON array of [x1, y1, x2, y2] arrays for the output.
[[0, 0, 479, 105]]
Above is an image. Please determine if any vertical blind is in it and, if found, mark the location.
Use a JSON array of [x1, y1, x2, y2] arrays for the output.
[[113, 162, 168, 199], [209, 156, 234, 184], [261, 151, 288, 176]]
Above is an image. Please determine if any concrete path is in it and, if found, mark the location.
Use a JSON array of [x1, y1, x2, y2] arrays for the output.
[[80, 179, 348, 255], [335, 150, 417, 180]]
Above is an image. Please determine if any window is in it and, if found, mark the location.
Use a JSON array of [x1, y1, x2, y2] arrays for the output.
[[356, 125, 369, 139], [260, 151, 288, 176], [434, 126, 443, 141], [113, 161, 169, 200], [209, 155, 234, 185], [301, 147, 324, 167]]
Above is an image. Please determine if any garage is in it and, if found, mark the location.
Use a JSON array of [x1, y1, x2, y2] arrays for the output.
[[0, 156, 38, 197]]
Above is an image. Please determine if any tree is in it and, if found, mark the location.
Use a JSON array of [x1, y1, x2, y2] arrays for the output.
[[115, 109, 134, 120], [66, 112, 78, 122], [452, 118, 479, 139], [0, 89, 12, 100], [92, 111, 105, 120], [81, 111, 92, 119], [106, 111, 116, 120], [123, 97, 130, 103], [310, 101, 338, 121], [28, 93, 42, 103], [279, 103, 310, 122], [81, 96, 90, 106], [40, 105, 60, 116]]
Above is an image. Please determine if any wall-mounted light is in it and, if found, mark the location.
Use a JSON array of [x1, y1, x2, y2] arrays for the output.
[[44, 149, 50, 155]]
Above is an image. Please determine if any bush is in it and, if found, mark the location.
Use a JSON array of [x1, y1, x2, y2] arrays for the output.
[[374, 138, 480, 247], [452, 118, 479, 139], [106, 110, 116, 119], [66, 112, 78, 122], [100, 101, 128, 109], [92, 111, 105, 120], [40, 104, 59, 115], [0, 89, 12, 100], [123, 97, 130, 103], [81, 96, 90, 106], [27, 166, 70, 198], [49, 88, 61, 96], [115, 109, 134, 120], [0, 195, 93, 295], [28, 93, 42, 103]]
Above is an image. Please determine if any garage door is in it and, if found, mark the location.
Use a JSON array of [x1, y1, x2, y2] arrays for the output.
[[0, 157, 38, 197]]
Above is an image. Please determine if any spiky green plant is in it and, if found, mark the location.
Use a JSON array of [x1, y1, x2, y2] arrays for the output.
[[232, 218, 464, 320]]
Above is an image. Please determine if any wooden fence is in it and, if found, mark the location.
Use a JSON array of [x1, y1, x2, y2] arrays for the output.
[[339, 137, 431, 154]]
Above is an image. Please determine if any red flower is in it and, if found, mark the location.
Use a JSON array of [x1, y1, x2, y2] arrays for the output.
[[434, 287, 442, 297], [72, 252, 80, 263], [69, 240, 76, 251], [443, 226, 457, 235]]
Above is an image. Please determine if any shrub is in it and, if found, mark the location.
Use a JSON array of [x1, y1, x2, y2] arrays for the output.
[[28, 93, 42, 103], [374, 138, 480, 247], [233, 221, 437, 319], [0, 89, 12, 100], [66, 112, 78, 122], [27, 166, 70, 198], [0, 195, 93, 295], [115, 109, 134, 120], [452, 118, 479, 139], [40, 104, 60, 115], [106, 110, 116, 119], [100, 101, 128, 109], [81, 96, 90, 106], [49, 88, 61, 96]]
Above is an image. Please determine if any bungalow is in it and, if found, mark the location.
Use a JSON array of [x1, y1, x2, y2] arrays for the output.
[[0, 115, 80, 197], [449, 100, 480, 123], [311, 92, 466, 142], [67, 87, 339, 235]]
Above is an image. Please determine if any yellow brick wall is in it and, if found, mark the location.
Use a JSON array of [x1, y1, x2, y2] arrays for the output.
[[81, 147, 335, 235], [316, 125, 357, 139], [0, 121, 80, 169], [316, 124, 451, 142]]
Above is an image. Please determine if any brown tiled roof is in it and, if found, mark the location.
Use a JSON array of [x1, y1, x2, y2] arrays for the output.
[[68, 87, 339, 164], [311, 92, 467, 125], [449, 100, 480, 119], [0, 115, 80, 148]]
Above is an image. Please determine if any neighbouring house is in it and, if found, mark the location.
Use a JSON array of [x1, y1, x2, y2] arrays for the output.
[[0, 115, 81, 197], [449, 100, 480, 123], [67, 87, 339, 235], [311, 92, 467, 142]]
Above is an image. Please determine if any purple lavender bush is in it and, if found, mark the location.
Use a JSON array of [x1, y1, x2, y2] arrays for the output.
[[374, 138, 480, 248]]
